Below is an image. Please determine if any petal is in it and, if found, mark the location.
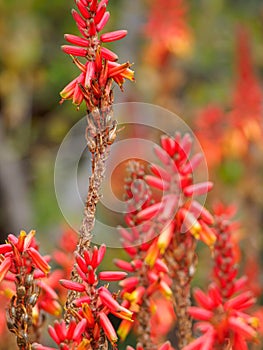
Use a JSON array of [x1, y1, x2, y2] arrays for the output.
[[64, 34, 90, 47], [99, 312, 118, 343], [96, 11, 110, 32], [99, 271, 127, 281], [0, 257, 12, 283], [59, 279, 85, 292], [101, 30, 127, 42], [61, 45, 87, 57], [101, 47, 118, 61], [184, 182, 214, 197], [27, 247, 51, 274]]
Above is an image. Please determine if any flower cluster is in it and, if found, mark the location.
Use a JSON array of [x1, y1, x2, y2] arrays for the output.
[[0, 230, 60, 348], [0, 230, 50, 281], [195, 105, 226, 167], [116, 162, 172, 346], [144, 132, 215, 248], [144, 0, 193, 66], [60, 0, 134, 111], [230, 28, 262, 145], [184, 205, 259, 349], [34, 244, 133, 349], [117, 131, 216, 348], [195, 27, 263, 166]]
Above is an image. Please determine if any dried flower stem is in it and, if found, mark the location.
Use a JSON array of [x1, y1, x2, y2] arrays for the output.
[[165, 232, 197, 349], [7, 271, 41, 350], [65, 106, 117, 320], [136, 261, 157, 350], [0, 231, 51, 350]]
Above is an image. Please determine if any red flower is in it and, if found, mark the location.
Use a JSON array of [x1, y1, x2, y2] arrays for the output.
[[144, 0, 193, 66], [185, 283, 259, 350], [184, 205, 260, 349], [195, 105, 226, 167], [229, 27, 262, 144], [0, 230, 50, 281], [36, 245, 132, 349], [60, 0, 134, 110], [143, 133, 215, 247]]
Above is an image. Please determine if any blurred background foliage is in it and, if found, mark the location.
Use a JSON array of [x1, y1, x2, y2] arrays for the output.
[[1, 0, 263, 348]]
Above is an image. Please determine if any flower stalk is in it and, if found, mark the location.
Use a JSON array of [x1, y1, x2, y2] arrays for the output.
[[61, 0, 134, 318], [117, 161, 171, 350], [139, 133, 215, 349]]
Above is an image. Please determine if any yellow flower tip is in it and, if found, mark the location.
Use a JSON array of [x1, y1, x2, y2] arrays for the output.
[[150, 302, 157, 314], [24, 229, 36, 249], [249, 317, 260, 329], [125, 69, 135, 82], [29, 229, 36, 236], [54, 307, 62, 317], [117, 320, 133, 341], [190, 222, 202, 239], [145, 253, 157, 268], [3, 288, 14, 299], [157, 224, 174, 254], [123, 292, 133, 302], [77, 339, 91, 350], [145, 240, 159, 267], [32, 306, 40, 324], [159, 280, 172, 298], [19, 230, 27, 238], [199, 222, 217, 248]]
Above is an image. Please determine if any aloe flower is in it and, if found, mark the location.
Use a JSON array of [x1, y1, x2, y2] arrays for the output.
[[144, 0, 193, 66], [0, 230, 60, 348], [60, 0, 134, 111], [115, 161, 172, 348], [117, 134, 215, 349], [60, 0, 135, 334], [184, 205, 260, 350], [34, 245, 133, 349]]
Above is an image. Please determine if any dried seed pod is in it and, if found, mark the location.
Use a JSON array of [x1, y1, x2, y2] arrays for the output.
[[27, 293, 38, 307], [17, 286, 26, 298], [107, 121, 117, 145], [21, 313, 29, 325], [25, 274, 34, 287]]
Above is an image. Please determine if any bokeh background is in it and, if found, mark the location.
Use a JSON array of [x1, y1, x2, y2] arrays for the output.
[[0, 0, 263, 348]]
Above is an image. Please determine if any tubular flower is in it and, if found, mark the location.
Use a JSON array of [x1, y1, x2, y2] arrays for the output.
[[117, 162, 172, 348], [131, 133, 215, 349], [60, 0, 134, 111], [144, 132, 215, 248], [36, 245, 132, 349], [36, 275, 62, 317], [117, 133, 215, 348], [184, 205, 260, 350], [0, 230, 50, 280], [52, 228, 79, 302]]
